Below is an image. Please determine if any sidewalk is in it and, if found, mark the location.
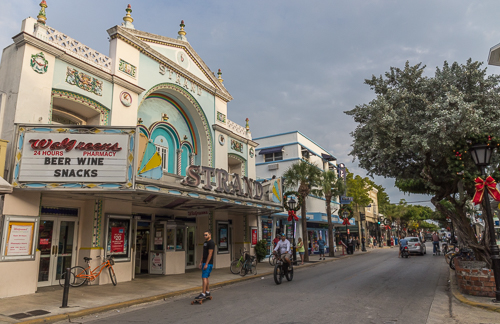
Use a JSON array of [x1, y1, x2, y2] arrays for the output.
[[0, 251, 367, 324], [449, 268, 500, 314]]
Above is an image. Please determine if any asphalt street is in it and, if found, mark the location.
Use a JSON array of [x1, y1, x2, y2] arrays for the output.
[[65, 244, 499, 324]]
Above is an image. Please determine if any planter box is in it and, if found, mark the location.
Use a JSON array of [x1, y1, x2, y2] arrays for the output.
[[454, 259, 496, 297]]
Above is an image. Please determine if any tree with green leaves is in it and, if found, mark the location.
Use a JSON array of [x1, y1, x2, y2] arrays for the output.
[[283, 161, 322, 262], [314, 170, 345, 257], [346, 172, 372, 241], [345, 59, 500, 264]]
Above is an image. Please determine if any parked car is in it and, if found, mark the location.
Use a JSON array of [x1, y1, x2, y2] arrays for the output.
[[406, 237, 426, 255]]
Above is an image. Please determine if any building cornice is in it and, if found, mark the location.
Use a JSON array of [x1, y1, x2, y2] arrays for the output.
[[12, 32, 145, 95], [212, 124, 258, 147], [107, 26, 233, 102]]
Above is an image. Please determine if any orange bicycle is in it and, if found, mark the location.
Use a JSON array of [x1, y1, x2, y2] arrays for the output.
[[59, 254, 117, 287]]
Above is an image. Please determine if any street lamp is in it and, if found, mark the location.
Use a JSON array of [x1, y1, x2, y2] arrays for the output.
[[288, 197, 297, 265], [469, 142, 500, 303]]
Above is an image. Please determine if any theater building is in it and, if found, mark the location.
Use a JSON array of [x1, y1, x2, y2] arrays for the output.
[[0, 3, 282, 298]]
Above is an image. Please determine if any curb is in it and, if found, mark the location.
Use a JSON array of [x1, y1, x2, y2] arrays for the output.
[[449, 268, 500, 313], [18, 251, 369, 324]]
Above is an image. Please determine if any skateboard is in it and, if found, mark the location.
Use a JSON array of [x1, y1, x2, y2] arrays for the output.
[[191, 296, 212, 305]]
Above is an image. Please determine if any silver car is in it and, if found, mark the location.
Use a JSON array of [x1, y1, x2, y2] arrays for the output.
[[406, 237, 426, 255]]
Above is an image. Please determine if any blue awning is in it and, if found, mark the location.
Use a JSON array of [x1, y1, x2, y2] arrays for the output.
[[258, 146, 283, 155]]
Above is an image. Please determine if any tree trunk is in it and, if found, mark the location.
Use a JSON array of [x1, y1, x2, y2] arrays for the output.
[[301, 198, 309, 262], [327, 196, 334, 257], [432, 196, 491, 267]]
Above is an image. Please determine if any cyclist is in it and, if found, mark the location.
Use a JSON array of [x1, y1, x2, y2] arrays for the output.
[[273, 234, 291, 268], [432, 232, 440, 255]]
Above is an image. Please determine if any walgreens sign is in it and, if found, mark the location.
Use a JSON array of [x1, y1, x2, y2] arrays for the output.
[[18, 132, 129, 183]]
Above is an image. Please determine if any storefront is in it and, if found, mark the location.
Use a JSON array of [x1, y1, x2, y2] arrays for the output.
[[0, 6, 283, 298]]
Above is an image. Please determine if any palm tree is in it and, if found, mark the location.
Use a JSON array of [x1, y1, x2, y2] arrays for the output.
[[283, 160, 321, 262], [313, 170, 345, 257]]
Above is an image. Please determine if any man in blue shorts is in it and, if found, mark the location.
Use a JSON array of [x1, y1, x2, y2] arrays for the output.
[[196, 231, 215, 299], [317, 235, 326, 260]]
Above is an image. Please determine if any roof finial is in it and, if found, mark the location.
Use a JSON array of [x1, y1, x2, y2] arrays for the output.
[[217, 69, 224, 83], [245, 118, 250, 132], [177, 20, 187, 41], [37, 0, 48, 25], [122, 4, 135, 29]]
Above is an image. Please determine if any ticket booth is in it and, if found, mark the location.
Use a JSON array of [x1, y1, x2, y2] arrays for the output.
[[150, 221, 186, 275]]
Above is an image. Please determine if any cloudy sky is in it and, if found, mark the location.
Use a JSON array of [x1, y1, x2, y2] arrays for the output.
[[2, 1, 500, 206]]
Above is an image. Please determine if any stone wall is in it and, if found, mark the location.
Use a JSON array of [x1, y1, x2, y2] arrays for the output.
[[454, 259, 496, 297]]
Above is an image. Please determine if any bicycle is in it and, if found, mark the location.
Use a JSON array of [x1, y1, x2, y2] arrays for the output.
[[59, 254, 117, 287], [230, 249, 248, 274], [447, 247, 475, 270], [273, 252, 293, 285], [268, 252, 278, 266], [239, 253, 257, 276]]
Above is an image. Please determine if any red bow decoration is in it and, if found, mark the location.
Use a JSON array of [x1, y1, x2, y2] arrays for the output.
[[472, 176, 500, 205], [384, 225, 391, 230], [342, 218, 350, 226], [287, 210, 299, 222]]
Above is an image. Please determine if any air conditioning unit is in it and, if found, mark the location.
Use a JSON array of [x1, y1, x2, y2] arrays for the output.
[[268, 163, 279, 170]]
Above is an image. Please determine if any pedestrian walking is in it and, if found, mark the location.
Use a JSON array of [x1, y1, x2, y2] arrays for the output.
[[368, 236, 373, 249], [432, 232, 440, 255], [317, 236, 326, 260], [273, 235, 280, 249], [297, 237, 305, 265], [373, 237, 377, 248], [196, 230, 214, 300], [355, 236, 360, 251]]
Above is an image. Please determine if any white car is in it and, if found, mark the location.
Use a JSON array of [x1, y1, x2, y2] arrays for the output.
[[406, 237, 426, 255]]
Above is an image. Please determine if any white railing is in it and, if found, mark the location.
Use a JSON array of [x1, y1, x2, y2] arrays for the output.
[[33, 24, 112, 73], [227, 119, 247, 137]]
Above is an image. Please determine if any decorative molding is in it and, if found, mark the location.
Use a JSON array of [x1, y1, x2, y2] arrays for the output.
[[227, 119, 247, 137], [118, 59, 137, 78], [218, 134, 225, 146], [228, 153, 247, 177], [120, 91, 132, 107], [34, 23, 112, 72], [139, 83, 213, 167], [51, 89, 110, 125], [217, 111, 226, 123], [13, 30, 144, 95], [212, 124, 258, 147], [65, 67, 103, 96], [106, 26, 233, 102], [231, 139, 243, 153], [30, 52, 48, 74]]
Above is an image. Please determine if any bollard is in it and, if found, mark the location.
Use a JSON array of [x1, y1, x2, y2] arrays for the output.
[[61, 267, 70, 308]]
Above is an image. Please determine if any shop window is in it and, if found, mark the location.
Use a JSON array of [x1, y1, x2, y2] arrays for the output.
[[153, 225, 165, 251], [166, 228, 175, 250], [265, 151, 282, 162], [176, 228, 184, 250], [217, 221, 229, 254], [155, 144, 168, 172], [105, 215, 132, 262]]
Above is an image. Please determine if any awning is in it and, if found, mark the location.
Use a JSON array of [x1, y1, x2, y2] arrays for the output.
[[321, 153, 336, 161], [0, 176, 13, 194], [258, 146, 283, 155]]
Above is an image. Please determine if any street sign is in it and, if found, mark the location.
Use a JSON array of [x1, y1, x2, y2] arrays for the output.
[[347, 229, 350, 234], [340, 196, 353, 204]]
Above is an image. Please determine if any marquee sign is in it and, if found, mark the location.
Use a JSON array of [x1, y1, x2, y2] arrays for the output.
[[181, 165, 264, 200], [13, 126, 135, 188]]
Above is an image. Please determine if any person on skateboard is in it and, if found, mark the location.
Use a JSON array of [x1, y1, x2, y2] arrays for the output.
[[196, 231, 215, 300]]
